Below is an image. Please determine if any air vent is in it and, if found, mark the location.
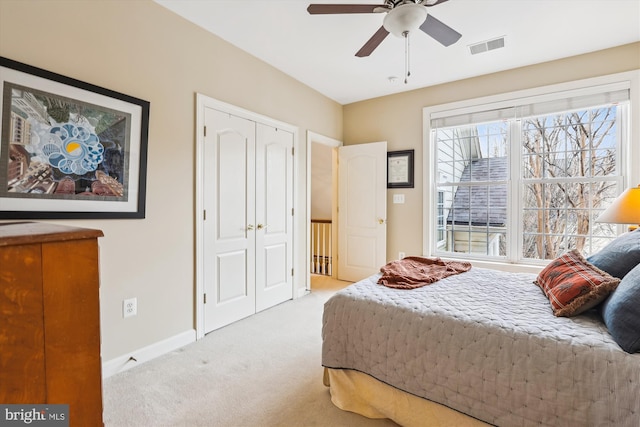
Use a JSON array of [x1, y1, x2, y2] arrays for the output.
[[469, 36, 505, 55]]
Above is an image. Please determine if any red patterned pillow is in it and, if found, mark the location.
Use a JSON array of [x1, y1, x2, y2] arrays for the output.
[[535, 249, 621, 317]]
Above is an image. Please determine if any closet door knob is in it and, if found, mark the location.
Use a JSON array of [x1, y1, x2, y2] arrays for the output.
[[247, 224, 254, 231], [257, 224, 268, 230]]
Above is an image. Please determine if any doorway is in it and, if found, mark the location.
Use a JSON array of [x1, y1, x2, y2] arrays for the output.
[[306, 132, 340, 291], [305, 133, 388, 289]]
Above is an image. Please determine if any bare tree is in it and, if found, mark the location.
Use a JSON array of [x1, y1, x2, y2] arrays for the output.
[[521, 107, 617, 259]]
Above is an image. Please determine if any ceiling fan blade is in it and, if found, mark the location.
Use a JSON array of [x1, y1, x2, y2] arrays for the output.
[[355, 26, 389, 57], [420, 14, 462, 47], [307, 4, 381, 14], [422, 0, 450, 6]]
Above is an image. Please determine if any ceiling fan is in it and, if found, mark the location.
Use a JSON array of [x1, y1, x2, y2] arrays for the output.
[[307, 0, 462, 58]]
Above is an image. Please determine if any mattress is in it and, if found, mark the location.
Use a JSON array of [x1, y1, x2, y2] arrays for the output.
[[322, 267, 640, 426]]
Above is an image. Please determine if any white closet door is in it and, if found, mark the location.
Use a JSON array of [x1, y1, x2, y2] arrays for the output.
[[204, 108, 256, 333], [255, 123, 294, 312]]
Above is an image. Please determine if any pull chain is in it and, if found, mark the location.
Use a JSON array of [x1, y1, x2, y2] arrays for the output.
[[403, 31, 411, 84]]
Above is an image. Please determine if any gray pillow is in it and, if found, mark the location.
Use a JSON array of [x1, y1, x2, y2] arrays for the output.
[[601, 263, 640, 353], [587, 229, 640, 279]]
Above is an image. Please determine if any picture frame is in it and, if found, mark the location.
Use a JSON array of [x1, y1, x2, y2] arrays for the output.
[[387, 149, 414, 188], [0, 56, 150, 219]]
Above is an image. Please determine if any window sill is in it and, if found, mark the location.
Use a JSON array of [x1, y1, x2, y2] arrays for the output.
[[437, 255, 544, 275]]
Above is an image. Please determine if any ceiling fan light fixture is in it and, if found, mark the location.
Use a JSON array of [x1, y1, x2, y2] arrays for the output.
[[383, 3, 428, 37]]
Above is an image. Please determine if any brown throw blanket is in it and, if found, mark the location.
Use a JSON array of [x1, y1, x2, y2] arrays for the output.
[[377, 256, 472, 289]]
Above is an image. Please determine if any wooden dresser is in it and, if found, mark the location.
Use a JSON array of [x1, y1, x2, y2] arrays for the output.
[[0, 222, 104, 426]]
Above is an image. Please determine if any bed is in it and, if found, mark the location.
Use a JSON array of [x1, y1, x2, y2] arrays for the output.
[[321, 236, 640, 427]]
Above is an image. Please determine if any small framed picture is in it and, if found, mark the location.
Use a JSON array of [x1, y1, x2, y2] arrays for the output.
[[387, 149, 414, 188]]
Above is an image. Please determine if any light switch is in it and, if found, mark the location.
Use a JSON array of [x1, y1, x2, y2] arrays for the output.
[[393, 194, 405, 204]]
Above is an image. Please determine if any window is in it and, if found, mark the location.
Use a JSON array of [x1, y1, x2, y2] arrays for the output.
[[520, 107, 620, 260], [436, 123, 508, 257], [427, 80, 632, 264]]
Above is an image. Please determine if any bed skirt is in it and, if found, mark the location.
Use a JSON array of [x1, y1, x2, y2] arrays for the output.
[[324, 368, 491, 427]]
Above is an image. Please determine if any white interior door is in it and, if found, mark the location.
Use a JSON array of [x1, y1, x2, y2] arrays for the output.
[[255, 123, 294, 312], [203, 108, 256, 332], [338, 141, 387, 282]]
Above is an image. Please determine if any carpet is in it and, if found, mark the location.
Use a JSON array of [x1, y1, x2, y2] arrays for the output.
[[103, 289, 399, 427]]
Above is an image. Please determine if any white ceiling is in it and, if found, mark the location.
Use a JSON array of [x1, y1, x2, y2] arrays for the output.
[[154, 0, 640, 105]]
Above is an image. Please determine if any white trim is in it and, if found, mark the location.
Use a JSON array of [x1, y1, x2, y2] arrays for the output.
[[446, 257, 543, 275], [195, 93, 205, 340], [305, 131, 342, 289], [423, 70, 640, 261], [195, 94, 300, 340], [102, 329, 196, 378], [627, 71, 640, 189], [429, 75, 634, 122]]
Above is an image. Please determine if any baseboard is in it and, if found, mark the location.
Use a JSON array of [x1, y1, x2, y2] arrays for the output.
[[102, 329, 196, 378]]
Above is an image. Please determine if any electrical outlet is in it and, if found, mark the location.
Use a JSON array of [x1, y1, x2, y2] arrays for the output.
[[398, 252, 405, 260], [123, 297, 137, 318]]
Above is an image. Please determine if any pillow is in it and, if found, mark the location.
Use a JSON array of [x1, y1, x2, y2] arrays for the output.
[[535, 249, 620, 317], [601, 263, 640, 353], [587, 228, 640, 279]]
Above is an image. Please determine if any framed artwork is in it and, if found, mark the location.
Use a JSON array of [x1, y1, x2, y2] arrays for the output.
[[0, 56, 150, 219], [387, 149, 414, 188]]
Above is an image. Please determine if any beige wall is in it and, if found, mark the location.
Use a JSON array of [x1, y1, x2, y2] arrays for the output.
[[0, 0, 343, 361], [311, 142, 333, 220], [344, 42, 640, 263]]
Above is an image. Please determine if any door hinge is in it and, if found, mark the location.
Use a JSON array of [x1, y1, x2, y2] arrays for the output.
[[203, 210, 207, 220], [204, 126, 207, 137], [203, 293, 207, 304], [291, 268, 294, 276], [291, 208, 294, 216], [291, 147, 295, 156]]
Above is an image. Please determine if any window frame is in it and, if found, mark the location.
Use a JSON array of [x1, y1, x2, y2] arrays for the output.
[[436, 189, 446, 248], [423, 71, 640, 271]]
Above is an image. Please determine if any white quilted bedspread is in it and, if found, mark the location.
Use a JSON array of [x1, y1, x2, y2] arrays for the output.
[[321, 267, 640, 427]]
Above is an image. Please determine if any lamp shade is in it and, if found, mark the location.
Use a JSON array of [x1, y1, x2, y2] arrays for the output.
[[596, 185, 640, 224], [383, 3, 427, 37]]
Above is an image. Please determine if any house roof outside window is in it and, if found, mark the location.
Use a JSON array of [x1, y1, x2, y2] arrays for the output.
[[446, 156, 508, 227]]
